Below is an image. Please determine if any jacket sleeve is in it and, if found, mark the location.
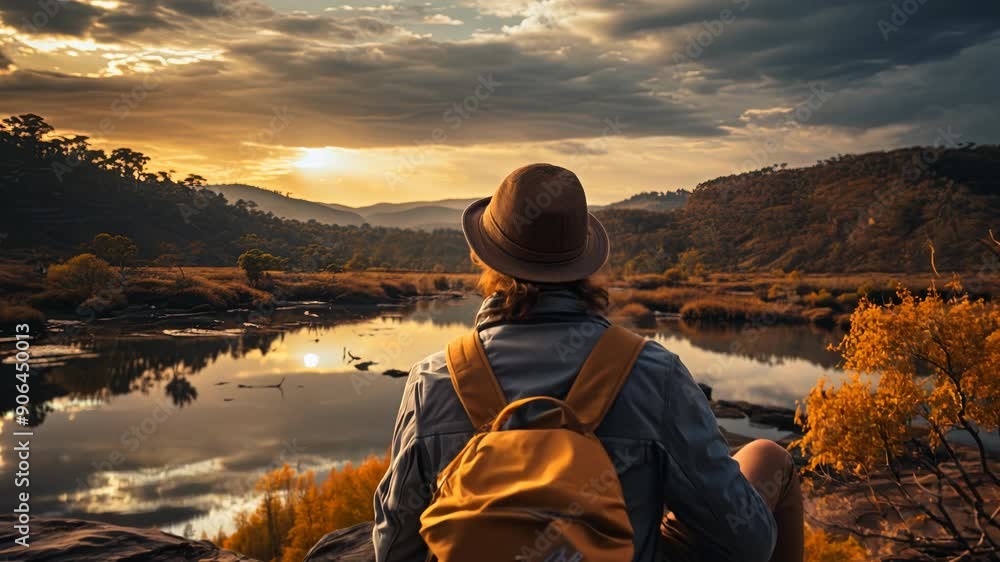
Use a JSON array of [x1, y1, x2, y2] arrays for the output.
[[652, 344, 777, 562], [373, 370, 432, 562]]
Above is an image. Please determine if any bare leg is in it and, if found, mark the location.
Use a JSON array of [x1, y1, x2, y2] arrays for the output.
[[733, 439, 804, 562]]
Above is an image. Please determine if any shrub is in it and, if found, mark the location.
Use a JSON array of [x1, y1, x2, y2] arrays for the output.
[[46, 254, 117, 300], [680, 295, 802, 325], [663, 266, 687, 283], [835, 292, 859, 308], [795, 284, 999, 559], [0, 302, 45, 333], [614, 302, 652, 319], [804, 525, 869, 562], [238, 249, 288, 286], [803, 289, 836, 308]]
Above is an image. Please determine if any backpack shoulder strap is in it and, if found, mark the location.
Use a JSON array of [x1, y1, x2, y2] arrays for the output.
[[565, 325, 647, 433], [445, 331, 508, 429]]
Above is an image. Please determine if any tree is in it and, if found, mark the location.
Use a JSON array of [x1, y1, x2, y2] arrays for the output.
[[181, 174, 207, 188], [795, 282, 999, 559], [103, 147, 150, 179], [237, 249, 287, 286], [93, 233, 138, 279], [225, 456, 389, 562], [155, 243, 185, 277], [47, 254, 117, 297], [344, 251, 370, 272], [0, 114, 52, 155]]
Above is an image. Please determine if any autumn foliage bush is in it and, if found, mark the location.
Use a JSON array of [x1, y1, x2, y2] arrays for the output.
[[223, 455, 389, 562], [795, 281, 999, 559]]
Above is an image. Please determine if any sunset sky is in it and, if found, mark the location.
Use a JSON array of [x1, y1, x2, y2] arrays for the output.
[[0, 0, 996, 205]]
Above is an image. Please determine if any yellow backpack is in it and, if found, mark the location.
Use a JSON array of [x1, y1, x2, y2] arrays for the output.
[[419, 325, 647, 562]]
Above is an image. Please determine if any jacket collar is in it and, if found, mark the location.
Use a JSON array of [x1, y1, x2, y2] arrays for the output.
[[474, 287, 611, 329]]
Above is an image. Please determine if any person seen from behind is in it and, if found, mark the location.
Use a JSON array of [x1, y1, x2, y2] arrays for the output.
[[373, 163, 804, 561]]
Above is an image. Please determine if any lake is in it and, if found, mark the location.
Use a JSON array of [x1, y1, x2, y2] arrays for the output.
[[0, 295, 847, 538]]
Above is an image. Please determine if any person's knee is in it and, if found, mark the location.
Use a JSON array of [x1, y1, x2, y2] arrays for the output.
[[742, 439, 792, 466], [737, 440, 795, 505]]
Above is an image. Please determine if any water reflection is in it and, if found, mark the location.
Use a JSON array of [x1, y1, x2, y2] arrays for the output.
[[0, 296, 844, 537]]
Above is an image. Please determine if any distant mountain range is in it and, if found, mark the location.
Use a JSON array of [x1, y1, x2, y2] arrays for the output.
[[209, 185, 686, 230], [208, 185, 476, 230], [207, 184, 367, 226]]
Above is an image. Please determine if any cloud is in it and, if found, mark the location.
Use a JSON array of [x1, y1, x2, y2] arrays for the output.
[[0, 0, 104, 36], [423, 14, 464, 25], [0, 0, 996, 202], [548, 140, 610, 156]]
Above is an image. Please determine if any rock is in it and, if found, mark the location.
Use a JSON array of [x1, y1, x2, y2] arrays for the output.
[[749, 410, 801, 432], [303, 522, 375, 561], [716, 400, 801, 432], [0, 516, 257, 561], [711, 403, 746, 419]]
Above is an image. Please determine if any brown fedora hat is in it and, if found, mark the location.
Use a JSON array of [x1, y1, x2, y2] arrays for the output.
[[462, 163, 610, 283]]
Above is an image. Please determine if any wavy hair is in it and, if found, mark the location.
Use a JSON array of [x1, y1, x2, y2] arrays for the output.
[[471, 251, 609, 320]]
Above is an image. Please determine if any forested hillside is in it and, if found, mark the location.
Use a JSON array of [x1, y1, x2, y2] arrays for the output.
[[2, 114, 997, 273], [598, 190, 690, 212], [1, 115, 471, 272], [601, 147, 998, 274]]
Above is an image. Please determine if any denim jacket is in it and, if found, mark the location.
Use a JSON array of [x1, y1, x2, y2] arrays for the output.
[[373, 289, 776, 561]]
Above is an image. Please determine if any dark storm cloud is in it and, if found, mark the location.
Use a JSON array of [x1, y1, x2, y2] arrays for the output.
[[0, 0, 997, 155], [609, 0, 1000, 84], [0, 0, 103, 35], [801, 37, 1000, 135], [267, 13, 398, 38], [161, 0, 227, 18], [0, 48, 11, 70], [549, 141, 610, 156], [221, 35, 723, 144], [93, 10, 177, 38]]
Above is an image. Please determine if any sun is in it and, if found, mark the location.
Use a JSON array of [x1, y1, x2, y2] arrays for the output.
[[293, 147, 350, 171], [303, 353, 320, 368]]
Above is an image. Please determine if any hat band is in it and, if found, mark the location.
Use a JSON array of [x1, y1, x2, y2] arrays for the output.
[[482, 205, 586, 264]]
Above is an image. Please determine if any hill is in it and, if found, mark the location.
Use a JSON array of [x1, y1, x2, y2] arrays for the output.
[[365, 205, 462, 230], [597, 190, 690, 212], [594, 146, 1000, 274], [208, 184, 366, 226], [202, 188, 473, 230], [341, 198, 478, 216], [0, 114, 471, 272], [679, 147, 1000, 272], [3, 114, 998, 274]]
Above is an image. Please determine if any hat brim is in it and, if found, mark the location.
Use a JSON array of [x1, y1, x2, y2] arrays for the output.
[[461, 196, 610, 283]]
